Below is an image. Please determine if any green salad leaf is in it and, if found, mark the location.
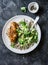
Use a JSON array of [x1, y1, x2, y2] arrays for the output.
[[21, 7, 27, 12], [16, 20, 38, 48]]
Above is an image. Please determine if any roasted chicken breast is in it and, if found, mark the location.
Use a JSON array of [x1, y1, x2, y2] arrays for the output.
[[7, 22, 19, 43]]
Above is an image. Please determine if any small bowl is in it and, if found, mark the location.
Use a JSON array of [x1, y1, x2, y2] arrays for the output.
[[28, 2, 39, 13]]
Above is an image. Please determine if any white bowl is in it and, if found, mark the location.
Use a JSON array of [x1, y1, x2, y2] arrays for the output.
[[2, 15, 41, 54], [28, 2, 39, 13]]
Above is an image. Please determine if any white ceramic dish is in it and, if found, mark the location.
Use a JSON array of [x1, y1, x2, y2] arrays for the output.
[[28, 2, 39, 13], [2, 15, 41, 54]]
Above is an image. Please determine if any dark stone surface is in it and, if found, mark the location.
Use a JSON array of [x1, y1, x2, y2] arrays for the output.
[[0, 0, 48, 65]]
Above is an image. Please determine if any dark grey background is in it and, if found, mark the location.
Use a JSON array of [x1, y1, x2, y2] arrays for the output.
[[0, 0, 48, 65]]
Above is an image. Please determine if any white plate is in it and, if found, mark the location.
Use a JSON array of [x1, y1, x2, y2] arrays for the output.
[[2, 15, 41, 54]]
